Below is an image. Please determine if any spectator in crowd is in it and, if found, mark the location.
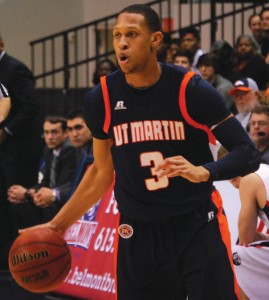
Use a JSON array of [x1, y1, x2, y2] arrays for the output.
[[260, 7, 269, 64], [226, 34, 268, 90], [8, 116, 77, 226], [179, 26, 206, 71], [172, 49, 192, 70], [248, 13, 263, 47], [0, 82, 11, 123], [92, 58, 118, 86], [218, 146, 269, 300], [248, 105, 269, 164], [211, 39, 235, 80], [157, 31, 172, 62], [228, 77, 261, 130], [166, 38, 180, 63], [0, 34, 42, 269], [197, 53, 235, 112], [66, 109, 93, 195]]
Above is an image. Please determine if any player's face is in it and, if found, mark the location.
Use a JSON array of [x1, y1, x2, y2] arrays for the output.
[[113, 12, 155, 75], [229, 177, 241, 189]]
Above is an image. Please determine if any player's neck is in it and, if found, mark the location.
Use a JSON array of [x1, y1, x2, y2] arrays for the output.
[[126, 62, 161, 89]]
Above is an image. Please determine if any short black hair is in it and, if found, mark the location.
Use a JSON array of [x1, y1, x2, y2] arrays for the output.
[[260, 7, 269, 17], [66, 108, 83, 120], [197, 53, 218, 69], [248, 13, 260, 27], [119, 4, 162, 32], [172, 49, 193, 64], [44, 116, 67, 131], [179, 27, 201, 41]]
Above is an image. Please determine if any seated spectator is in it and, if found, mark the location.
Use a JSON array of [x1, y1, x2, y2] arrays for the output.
[[248, 13, 263, 47], [218, 146, 269, 300], [228, 77, 261, 129], [157, 32, 172, 63], [197, 53, 235, 112], [92, 58, 118, 86], [172, 49, 193, 70], [225, 34, 268, 90], [211, 39, 235, 80], [0, 82, 10, 123], [260, 7, 269, 64], [166, 38, 180, 63], [248, 105, 269, 164], [179, 26, 206, 71], [7, 116, 77, 226], [66, 109, 93, 195]]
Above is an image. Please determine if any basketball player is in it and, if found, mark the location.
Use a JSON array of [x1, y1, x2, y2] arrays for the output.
[[21, 5, 261, 299], [219, 146, 269, 300]]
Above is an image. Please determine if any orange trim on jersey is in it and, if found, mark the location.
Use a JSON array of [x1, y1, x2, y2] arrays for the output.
[[211, 189, 240, 299], [113, 212, 121, 300], [100, 76, 111, 133], [179, 71, 216, 145]]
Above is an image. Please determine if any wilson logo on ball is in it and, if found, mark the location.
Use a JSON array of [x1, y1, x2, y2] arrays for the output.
[[10, 250, 49, 267]]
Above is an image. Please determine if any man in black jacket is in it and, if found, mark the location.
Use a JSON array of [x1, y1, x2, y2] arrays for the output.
[[8, 116, 77, 226], [0, 34, 42, 269]]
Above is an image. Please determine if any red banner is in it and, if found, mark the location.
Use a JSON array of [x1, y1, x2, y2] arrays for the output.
[[55, 183, 118, 300]]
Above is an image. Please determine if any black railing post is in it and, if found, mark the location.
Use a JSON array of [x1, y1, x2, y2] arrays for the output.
[[63, 33, 70, 92], [210, 0, 217, 46]]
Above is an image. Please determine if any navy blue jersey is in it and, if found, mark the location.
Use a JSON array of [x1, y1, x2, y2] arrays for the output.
[[84, 63, 230, 220]]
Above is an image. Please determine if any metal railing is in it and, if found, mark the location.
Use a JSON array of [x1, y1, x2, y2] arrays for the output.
[[30, 0, 267, 90]]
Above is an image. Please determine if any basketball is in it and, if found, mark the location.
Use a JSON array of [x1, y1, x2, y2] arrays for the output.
[[8, 228, 72, 293]]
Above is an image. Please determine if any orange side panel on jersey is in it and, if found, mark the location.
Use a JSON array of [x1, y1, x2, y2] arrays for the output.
[[100, 76, 111, 133], [179, 71, 216, 145], [113, 213, 121, 300], [211, 190, 240, 299]]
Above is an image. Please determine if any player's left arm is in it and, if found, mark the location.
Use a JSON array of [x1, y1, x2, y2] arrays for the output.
[[156, 77, 260, 182]]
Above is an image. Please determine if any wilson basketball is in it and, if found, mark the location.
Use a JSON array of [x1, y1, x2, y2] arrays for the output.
[[8, 228, 71, 293]]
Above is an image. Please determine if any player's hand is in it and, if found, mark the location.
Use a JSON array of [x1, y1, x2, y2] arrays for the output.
[[155, 155, 210, 183], [19, 222, 64, 236]]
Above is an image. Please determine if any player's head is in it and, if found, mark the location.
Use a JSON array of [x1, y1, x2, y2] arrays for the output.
[[113, 4, 163, 75], [119, 5, 162, 33]]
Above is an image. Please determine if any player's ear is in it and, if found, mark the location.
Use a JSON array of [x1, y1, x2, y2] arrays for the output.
[[151, 31, 163, 47]]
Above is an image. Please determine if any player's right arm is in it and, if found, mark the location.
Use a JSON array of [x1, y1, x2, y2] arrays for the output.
[[20, 137, 115, 235], [239, 173, 269, 244]]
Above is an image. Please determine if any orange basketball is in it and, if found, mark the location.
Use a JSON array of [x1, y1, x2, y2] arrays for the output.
[[8, 228, 71, 293]]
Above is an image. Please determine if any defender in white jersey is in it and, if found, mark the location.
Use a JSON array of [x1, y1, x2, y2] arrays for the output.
[[232, 163, 269, 300], [218, 144, 269, 300]]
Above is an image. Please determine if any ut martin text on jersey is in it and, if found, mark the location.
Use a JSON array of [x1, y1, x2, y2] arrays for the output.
[[113, 120, 185, 146]]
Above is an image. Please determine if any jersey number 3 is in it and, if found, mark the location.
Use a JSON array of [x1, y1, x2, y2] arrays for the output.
[[140, 152, 169, 191]]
